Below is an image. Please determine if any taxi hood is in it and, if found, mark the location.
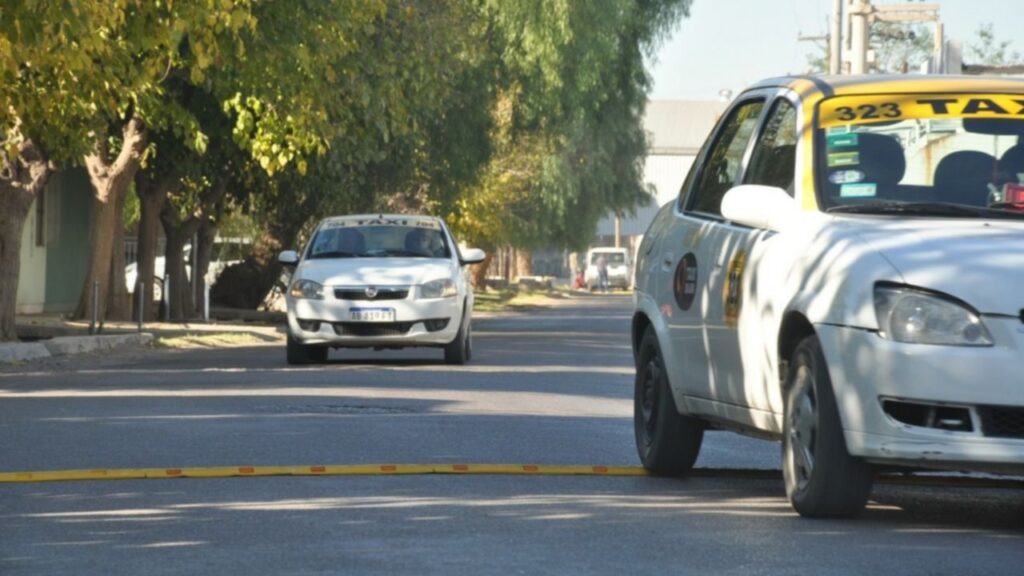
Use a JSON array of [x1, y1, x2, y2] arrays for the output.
[[296, 258, 453, 287], [847, 218, 1024, 316]]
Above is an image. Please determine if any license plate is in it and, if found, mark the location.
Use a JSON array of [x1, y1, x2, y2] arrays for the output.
[[349, 307, 396, 322]]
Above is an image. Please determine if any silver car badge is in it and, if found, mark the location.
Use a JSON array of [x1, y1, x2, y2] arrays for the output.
[[364, 286, 378, 299]]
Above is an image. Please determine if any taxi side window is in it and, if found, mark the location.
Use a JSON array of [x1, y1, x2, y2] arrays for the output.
[[744, 98, 798, 195], [687, 99, 765, 216]]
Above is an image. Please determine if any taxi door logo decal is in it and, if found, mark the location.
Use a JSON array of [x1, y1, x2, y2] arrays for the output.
[[722, 251, 747, 328], [673, 252, 698, 311]]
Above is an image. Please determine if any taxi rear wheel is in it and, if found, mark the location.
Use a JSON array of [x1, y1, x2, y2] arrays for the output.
[[634, 326, 704, 475], [783, 336, 873, 518], [286, 334, 328, 365]]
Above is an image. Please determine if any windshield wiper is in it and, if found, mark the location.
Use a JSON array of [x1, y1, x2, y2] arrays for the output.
[[827, 201, 1024, 219], [308, 250, 363, 259]]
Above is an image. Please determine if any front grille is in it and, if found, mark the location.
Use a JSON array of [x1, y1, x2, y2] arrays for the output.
[[978, 406, 1024, 439], [333, 322, 414, 337], [334, 287, 409, 301]]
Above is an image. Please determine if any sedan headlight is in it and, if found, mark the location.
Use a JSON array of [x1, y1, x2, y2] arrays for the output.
[[420, 278, 457, 299], [289, 279, 324, 300], [874, 285, 992, 346]]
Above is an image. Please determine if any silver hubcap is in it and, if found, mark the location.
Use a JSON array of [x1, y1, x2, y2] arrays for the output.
[[788, 366, 817, 491]]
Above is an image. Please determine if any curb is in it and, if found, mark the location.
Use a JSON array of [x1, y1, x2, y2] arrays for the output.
[[0, 333, 154, 364]]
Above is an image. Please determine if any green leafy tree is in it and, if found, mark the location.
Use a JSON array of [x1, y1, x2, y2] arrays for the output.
[[448, 0, 687, 262], [966, 23, 1022, 66]]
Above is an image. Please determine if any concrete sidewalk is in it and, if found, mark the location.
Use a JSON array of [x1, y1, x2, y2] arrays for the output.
[[3, 311, 284, 364]]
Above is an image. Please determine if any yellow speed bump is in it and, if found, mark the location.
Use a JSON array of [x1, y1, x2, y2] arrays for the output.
[[0, 464, 649, 484], [2, 465, 1020, 489]]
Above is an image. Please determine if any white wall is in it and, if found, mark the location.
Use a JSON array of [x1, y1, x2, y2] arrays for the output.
[[16, 196, 47, 314]]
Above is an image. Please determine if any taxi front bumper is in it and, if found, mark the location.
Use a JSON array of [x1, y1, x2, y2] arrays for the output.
[[816, 319, 1024, 474], [287, 295, 463, 347]]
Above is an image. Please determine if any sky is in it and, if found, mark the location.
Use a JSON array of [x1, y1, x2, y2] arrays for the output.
[[648, 0, 1024, 101]]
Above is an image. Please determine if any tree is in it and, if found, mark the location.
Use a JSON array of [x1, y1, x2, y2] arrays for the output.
[[72, 1, 257, 323], [446, 0, 685, 257], [966, 23, 1022, 67], [0, 2, 166, 340]]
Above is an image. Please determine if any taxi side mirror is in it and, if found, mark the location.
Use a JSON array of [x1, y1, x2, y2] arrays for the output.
[[460, 248, 487, 265], [720, 185, 796, 232], [278, 250, 300, 268]]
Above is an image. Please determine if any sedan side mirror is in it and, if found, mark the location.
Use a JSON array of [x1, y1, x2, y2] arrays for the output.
[[460, 248, 487, 265], [720, 184, 796, 232], [278, 250, 300, 268]]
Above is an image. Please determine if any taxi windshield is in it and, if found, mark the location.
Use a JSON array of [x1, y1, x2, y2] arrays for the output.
[[816, 93, 1024, 218], [307, 222, 451, 259]]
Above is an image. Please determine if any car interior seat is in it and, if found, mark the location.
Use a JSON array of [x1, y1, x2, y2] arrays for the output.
[[405, 230, 430, 257], [338, 229, 366, 254], [847, 133, 906, 199], [998, 143, 1024, 187], [933, 150, 998, 207]]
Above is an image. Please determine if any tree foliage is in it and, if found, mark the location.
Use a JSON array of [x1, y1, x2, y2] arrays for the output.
[[966, 23, 1023, 67], [2, 0, 693, 328]]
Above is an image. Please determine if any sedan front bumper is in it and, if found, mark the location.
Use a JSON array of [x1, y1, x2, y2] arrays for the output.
[[816, 319, 1024, 474], [287, 294, 463, 347]]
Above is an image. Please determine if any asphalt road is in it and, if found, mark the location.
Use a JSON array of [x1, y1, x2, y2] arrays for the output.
[[1, 294, 1022, 575]]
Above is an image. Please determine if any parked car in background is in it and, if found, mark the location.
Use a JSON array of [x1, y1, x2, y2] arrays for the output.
[[632, 75, 1024, 518], [584, 247, 630, 290], [279, 214, 486, 365], [125, 238, 249, 301]]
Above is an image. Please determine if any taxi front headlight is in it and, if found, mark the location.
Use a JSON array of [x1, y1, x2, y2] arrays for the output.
[[289, 279, 324, 300], [874, 285, 992, 346], [421, 278, 457, 299]]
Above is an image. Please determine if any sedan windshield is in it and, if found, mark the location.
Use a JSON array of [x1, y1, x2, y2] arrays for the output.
[[307, 222, 451, 259], [816, 93, 1024, 218]]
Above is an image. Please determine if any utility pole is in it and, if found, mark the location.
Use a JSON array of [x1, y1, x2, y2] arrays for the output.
[[844, 1, 943, 75], [848, 0, 870, 74], [830, 0, 843, 74]]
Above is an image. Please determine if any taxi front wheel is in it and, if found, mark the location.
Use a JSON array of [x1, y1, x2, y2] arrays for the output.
[[783, 336, 873, 518], [286, 334, 328, 365], [633, 327, 704, 475], [444, 309, 472, 365]]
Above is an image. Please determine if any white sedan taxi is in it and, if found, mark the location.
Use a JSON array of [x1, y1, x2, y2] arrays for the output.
[[279, 215, 485, 365], [633, 75, 1024, 518]]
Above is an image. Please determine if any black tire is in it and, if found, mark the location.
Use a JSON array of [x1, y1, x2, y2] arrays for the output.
[[286, 334, 328, 365], [634, 326, 704, 475], [444, 310, 472, 365], [783, 336, 873, 518]]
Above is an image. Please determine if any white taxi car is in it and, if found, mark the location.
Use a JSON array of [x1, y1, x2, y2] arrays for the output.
[[633, 75, 1024, 518], [279, 215, 485, 365]]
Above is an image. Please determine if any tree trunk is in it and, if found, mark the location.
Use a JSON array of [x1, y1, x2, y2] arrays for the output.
[[515, 248, 533, 279], [471, 251, 493, 291], [75, 116, 148, 320], [160, 200, 199, 322], [0, 141, 55, 341], [160, 214, 199, 322], [133, 171, 168, 322], [193, 206, 222, 317], [106, 188, 130, 320]]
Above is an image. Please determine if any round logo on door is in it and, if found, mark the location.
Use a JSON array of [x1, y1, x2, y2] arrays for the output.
[[673, 253, 698, 311]]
